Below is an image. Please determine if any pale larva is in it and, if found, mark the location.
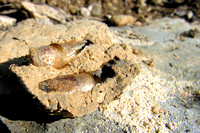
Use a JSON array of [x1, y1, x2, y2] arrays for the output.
[[39, 73, 96, 94], [29, 40, 87, 69]]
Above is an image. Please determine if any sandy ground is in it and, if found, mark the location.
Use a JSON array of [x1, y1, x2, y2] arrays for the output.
[[103, 17, 200, 132], [0, 17, 200, 132]]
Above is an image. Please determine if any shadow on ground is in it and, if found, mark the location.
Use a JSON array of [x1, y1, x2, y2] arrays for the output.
[[0, 57, 65, 123]]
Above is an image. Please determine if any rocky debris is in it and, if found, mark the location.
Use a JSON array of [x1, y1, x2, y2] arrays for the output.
[[186, 10, 194, 21], [0, 19, 140, 117], [21, 1, 68, 24], [180, 28, 200, 38], [79, 7, 90, 17], [69, 5, 78, 15], [110, 15, 136, 26], [0, 0, 199, 26], [0, 0, 199, 27], [174, 6, 188, 18], [88, 3, 102, 17], [0, 15, 16, 30]]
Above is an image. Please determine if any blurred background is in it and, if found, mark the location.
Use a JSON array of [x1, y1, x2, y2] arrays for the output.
[[0, 0, 199, 29]]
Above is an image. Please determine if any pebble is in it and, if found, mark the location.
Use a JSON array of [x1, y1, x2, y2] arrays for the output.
[[166, 122, 173, 130], [111, 15, 136, 26], [80, 7, 91, 17], [21, 1, 68, 24], [69, 5, 78, 15], [134, 21, 142, 26], [186, 11, 193, 20], [175, 10, 186, 17], [89, 3, 102, 17], [175, 0, 185, 3], [152, 106, 160, 114], [0, 15, 16, 30]]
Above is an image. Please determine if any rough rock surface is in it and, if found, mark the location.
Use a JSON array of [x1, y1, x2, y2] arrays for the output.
[[0, 15, 16, 30], [89, 3, 102, 17], [21, 1, 68, 24]]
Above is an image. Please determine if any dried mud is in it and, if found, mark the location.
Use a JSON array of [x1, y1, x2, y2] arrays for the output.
[[0, 19, 141, 118]]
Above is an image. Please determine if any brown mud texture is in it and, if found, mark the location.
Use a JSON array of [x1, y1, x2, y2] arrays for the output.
[[0, 19, 140, 118]]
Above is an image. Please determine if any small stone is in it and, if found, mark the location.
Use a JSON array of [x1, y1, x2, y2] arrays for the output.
[[80, 7, 90, 17], [124, 9, 132, 15], [151, 0, 167, 5], [166, 122, 173, 130], [173, 122, 177, 129], [134, 21, 142, 26], [143, 119, 150, 126], [21, 1, 68, 24], [111, 15, 136, 26], [69, 5, 78, 15], [0, 15, 16, 30], [89, 3, 102, 17], [137, 0, 147, 7], [180, 28, 200, 38], [152, 106, 160, 114], [184, 104, 189, 108], [107, 2, 113, 9], [186, 11, 193, 20], [111, 0, 118, 5], [172, 103, 177, 107], [175, 10, 187, 17], [175, 0, 184, 3]]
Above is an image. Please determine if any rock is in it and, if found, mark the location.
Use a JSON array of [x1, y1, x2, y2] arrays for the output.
[[151, 0, 165, 5], [88, 3, 102, 17], [166, 122, 173, 130], [111, 15, 136, 26], [69, 5, 78, 15], [134, 21, 142, 26], [175, 10, 187, 17], [152, 106, 160, 114], [0, 19, 140, 117], [21, 1, 68, 24], [175, 0, 184, 3], [0, 15, 16, 30], [32, 0, 46, 4], [80, 7, 90, 17], [137, 0, 147, 7], [180, 28, 200, 38], [186, 11, 194, 20]]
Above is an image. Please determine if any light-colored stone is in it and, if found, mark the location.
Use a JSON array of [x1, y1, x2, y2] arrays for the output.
[[187, 11, 193, 20], [69, 5, 78, 15], [111, 15, 136, 26], [89, 3, 102, 17], [80, 7, 90, 17], [21, 1, 67, 24], [0, 15, 16, 30]]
